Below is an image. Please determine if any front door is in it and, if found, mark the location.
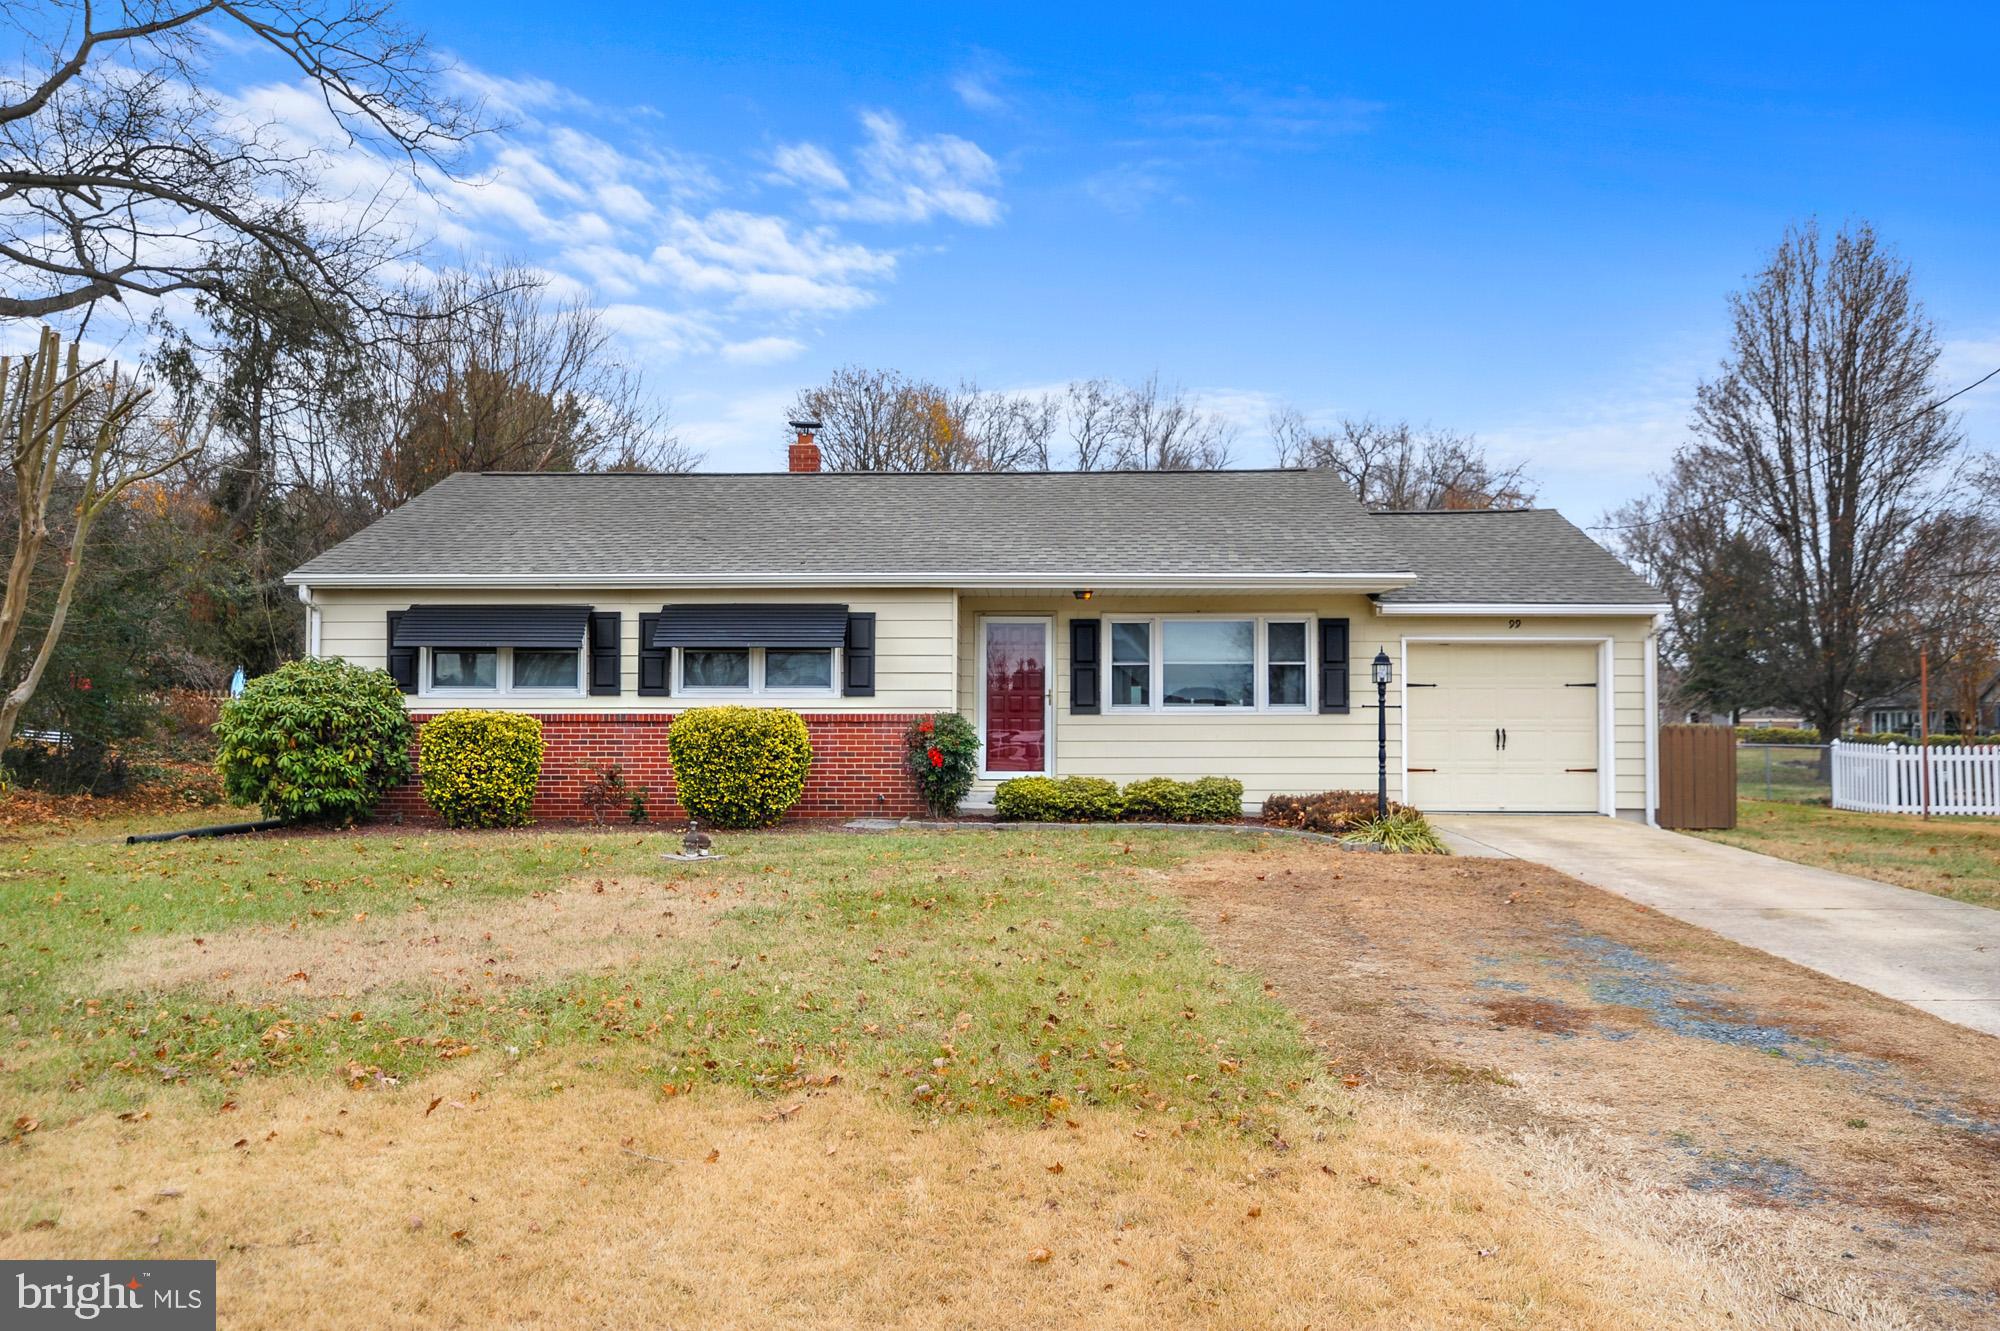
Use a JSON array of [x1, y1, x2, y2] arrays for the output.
[[982, 618, 1050, 776]]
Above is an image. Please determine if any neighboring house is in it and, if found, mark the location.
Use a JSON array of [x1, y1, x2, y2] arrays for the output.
[[284, 429, 1668, 821], [1856, 674, 2000, 736]]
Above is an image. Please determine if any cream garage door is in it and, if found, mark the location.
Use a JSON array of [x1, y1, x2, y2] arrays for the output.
[[1406, 642, 1601, 812]]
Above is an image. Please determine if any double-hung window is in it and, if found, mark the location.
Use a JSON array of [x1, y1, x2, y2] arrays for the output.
[[676, 645, 836, 696], [403, 604, 592, 698], [1104, 617, 1313, 712], [427, 646, 582, 695]]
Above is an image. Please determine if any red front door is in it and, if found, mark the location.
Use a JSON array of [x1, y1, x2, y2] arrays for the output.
[[983, 620, 1048, 774]]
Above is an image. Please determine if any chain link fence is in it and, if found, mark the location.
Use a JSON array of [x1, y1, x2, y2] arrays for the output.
[[1737, 743, 1831, 804]]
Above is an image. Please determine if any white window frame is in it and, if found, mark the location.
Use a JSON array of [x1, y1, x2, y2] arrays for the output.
[[420, 645, 585, 699], [671, 645, 841, 699], [1101, 614, 1316, 714]]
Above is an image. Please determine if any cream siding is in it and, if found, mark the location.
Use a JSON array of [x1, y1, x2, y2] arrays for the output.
[[957, 594, 1656, 814], [310, 587, 957, 713]]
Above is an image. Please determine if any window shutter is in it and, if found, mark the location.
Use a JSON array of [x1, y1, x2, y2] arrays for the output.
[[1070, 618, 1101, 715], [386, 611, 417, 694], [637, 612, 670, 697], [587, 612, 621, 696], [1318, 618, 1350, 714], [842, 612, 876, 697]]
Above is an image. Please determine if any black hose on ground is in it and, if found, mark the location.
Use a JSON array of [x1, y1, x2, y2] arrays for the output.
[[125, 818, 290, 845]]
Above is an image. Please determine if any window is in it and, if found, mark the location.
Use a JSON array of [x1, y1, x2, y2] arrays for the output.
[[1267, 621, 1308, 708], [425, 646, 580, 696], [432, 649, 498, 691], [1162, 620, 1255, 708], [1109, 621, 1150, 707], [676, 646, 837, 695], [513, 649, 579, 691], [1099, 617, 1313, 713]]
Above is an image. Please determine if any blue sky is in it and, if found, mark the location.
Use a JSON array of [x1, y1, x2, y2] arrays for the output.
[[114, 4, 2000, 517]]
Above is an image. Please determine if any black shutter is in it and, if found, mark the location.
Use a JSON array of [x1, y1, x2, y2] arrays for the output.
[[386, 611, 417, 693], [637, 612, 670, 697], [843, 612, 876, 697], [1070, 618, 1101, 715], [1319, 618, 1350, 714], [587, 611, 621, 696]]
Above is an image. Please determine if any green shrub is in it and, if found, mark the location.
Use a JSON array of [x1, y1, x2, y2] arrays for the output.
[[1261, 789, 1405, 834], [993, 775, 1123, 821], [419, 710, 545, 828], [905, 711, 981, 816], [1341, 808, 1450, 854], [1736, 725, 1820, 745], [1121, 776, 1193, 821], [1187, 776, 1246, 822], [667, 706, 813, 829], [214, 657, 413, 824]]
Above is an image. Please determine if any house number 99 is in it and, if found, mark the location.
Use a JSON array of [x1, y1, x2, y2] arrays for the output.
[[1507, 618, 1523, 629]]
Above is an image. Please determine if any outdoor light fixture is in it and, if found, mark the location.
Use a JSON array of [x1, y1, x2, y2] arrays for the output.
[[1372, 648, 1393, 817], [1072, 589, 1094, 600]]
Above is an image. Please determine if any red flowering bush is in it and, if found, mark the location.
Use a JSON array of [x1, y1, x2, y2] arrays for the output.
[[904, 712, 979, 816]]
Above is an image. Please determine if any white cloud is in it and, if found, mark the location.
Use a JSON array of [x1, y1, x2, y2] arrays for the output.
[[1082, 161, 1177, 216], [719, 335, 807, 365], [772, 111, 1002, 226], [768, 142, 849, 192], [951, 71, 1007, 114]]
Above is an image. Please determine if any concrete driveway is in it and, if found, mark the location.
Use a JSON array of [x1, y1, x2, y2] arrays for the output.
[[1434, 815, 2000, 1037]]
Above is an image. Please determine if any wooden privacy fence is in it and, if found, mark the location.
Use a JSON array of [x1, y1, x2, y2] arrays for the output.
[[1831, 741, 2000, 816], [1657, 725, 1737, 830]]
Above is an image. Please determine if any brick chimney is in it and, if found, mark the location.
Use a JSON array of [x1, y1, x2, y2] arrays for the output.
[[787, 419, 822, 473]]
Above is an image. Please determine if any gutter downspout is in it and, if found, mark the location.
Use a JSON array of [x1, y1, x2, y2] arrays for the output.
[[1643, 616, 1661, 826], [296, 583, 320, 659]]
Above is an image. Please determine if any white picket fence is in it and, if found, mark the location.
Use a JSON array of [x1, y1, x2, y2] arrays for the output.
[[1830, 740, 2000, 816]]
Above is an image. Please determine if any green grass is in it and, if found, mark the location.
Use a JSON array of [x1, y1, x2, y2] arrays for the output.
[[0, 819, 1317, 1128], [1734, 745, 1830, 804], [1695, 799, 2000, 909]]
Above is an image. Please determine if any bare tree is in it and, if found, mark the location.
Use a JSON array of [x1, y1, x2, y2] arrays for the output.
[[1106, 373, 1234, 470], [360, 268, 693, 508], [0, 327, 199, 752], [1622, 220, 1973, 740], [1065, 378, 1119, 471], [1271, 410, 1533, 509], [0, 1, 480, 324]]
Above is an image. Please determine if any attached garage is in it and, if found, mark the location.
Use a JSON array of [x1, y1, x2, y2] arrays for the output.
[[1404, 640, 1606, 813]]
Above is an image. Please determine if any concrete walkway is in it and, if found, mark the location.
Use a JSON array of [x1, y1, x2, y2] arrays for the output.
[[1434, 815, 2000, 1037]]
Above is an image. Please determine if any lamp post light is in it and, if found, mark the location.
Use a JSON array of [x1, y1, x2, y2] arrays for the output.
[[1371, 648, 1393, 817]]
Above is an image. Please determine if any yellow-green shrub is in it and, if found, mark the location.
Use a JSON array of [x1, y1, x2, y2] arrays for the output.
[[418, 710, 545, 828], [667, 706, 813, 828]]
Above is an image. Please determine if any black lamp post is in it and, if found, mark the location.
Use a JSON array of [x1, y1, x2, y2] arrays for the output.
[[1371, 648, 1393, 817]]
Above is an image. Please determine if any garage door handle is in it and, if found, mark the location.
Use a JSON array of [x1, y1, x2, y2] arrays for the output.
[[1493, 727, 1501, 750], [1408, 767, 1437, 773], [1500, 727, 1508, 750], [1565, 767, 1597, 773]]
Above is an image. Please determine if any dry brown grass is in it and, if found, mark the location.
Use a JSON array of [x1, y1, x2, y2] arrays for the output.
[[99, 877, 732, 1001], [1, 1058, 1762, 1330], [1170, 844, 2000, 1330]]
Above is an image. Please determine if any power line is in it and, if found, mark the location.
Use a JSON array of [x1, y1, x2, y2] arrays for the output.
[[1587, 364, 2000, 536]]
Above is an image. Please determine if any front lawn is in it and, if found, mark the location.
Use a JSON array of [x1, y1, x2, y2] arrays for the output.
[[1695, 799, 2000, 908], [0, 817, 1740, 1329]]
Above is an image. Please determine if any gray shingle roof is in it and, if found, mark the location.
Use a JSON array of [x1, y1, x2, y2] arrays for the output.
[[288, 469, 1414, 585], [285, 470, 1661, 607], [1368, 509, 1663, 605]]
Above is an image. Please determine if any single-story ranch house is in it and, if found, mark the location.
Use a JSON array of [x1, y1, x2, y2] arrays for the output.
[[285, 430, 1668, 822]]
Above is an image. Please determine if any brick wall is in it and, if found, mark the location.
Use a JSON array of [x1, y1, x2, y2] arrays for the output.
[[377, 711, 927, 824]]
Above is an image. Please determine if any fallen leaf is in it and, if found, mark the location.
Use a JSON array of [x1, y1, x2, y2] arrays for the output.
[[1045, 1162, 1064, 1174], [425, 1097, 443, 1117], [407, 1215, 423, 1232], [1027, 1247, 1052, 1264], [1246, 1206, 1262, 1218], [704, 1148, 719, 1164]]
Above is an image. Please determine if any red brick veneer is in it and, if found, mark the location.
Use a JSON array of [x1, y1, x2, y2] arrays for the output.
[[376, 711, 927, 823]]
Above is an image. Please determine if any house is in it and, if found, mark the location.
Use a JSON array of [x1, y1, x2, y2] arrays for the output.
[[1856, 673, 2000, 737], [284, 427, 1668, 822]]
